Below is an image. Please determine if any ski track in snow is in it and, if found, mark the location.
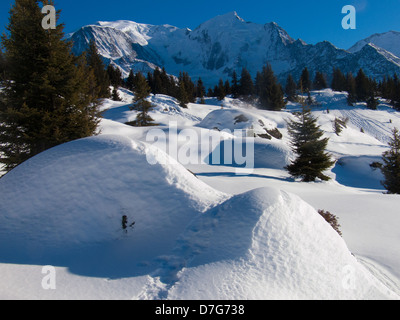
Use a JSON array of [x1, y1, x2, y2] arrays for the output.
[[339, 109, 395, 144], [355, 255, 400, 297]]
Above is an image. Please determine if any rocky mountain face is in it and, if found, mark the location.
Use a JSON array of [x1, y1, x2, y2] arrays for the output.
[[69, 12, 400, 86]]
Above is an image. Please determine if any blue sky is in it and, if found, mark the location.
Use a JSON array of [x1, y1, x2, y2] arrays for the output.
[[1, 0, 400, 49]]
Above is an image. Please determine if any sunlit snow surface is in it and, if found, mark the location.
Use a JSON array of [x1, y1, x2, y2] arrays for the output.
[[1, 89, 400, 300]]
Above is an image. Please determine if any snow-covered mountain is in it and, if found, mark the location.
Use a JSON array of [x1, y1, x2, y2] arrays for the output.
[[69, 12, 400, 87], [349, 31, 400, 58]]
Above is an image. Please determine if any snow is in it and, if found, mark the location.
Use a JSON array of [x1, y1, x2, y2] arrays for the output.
[[348, 31, 400, 59], [1, 89, 400, 300]]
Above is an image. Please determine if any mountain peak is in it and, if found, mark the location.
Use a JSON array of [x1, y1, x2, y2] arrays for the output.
[[195, 11, 246, 30], [348, 30, 400, 58]]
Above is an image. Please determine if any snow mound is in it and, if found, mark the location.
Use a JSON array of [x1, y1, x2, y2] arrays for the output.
[[167, 187, 397, 300], [0, 135, 227, 256], [198, 108, 280, 137]]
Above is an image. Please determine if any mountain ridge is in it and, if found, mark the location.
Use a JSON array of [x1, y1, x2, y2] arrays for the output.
[[69, 12, 400, 86]]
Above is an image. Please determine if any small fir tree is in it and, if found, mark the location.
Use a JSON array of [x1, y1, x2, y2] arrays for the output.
[[231, 71, 239, 98], [257, 64, 286, 111], [178, 80, 190, 108], [299, 67, 311, 92], [286, 108, 335, 182], [130, 72, 155, 126], [86, 40, 110, 98], [285, 74, 298, 102], [313, 72, 327, 90], [238, 68, 255, 97]]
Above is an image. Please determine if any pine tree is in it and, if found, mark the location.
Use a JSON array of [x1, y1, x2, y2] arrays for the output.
[[196, 78, 206, 100], [107, 64, 123, 88], [216, 78, 226, 101], [130, 72, 155, 126], [331, 67, 347, 92], [256, 64, 286, 111], [125, 69, 135, 91], [0, 48, 6, 81], [313, 72, 327, 90], [286, 108, 335, 182], [346, 72, 357, 106], [224, 80, 231, 96], [231, 71, 239, 98], [238, 68, 254, 97], [299, 67, 311, 92], [111, 87, 121, 101], [285, 74, 298, 102], [355, 69, 370, 102], [381, 128, 400, 194], [179, 72, 196, 103], [177, 79, 190, 108], [86, 40, 110, 98], [0, 0, 101, 172]]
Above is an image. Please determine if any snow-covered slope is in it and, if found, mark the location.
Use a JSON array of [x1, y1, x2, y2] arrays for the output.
[[0, 135, 396, 299], [69, 12, 400, 86], [349, 31, 400, 58], [1, 89, 400, 299], [0, 135, 227, 262], [167, 187, 396, 300]]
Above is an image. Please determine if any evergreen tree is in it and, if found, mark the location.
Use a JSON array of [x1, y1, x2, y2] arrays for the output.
[[160, 67, 174, 96], [216, 78, 226, 101], [125, 69, 135, 91], [285, 108, 335, 182], [0, 48, 6, 81], [86, 40, 110, 98], [179, 72, 196, 103], [299, 67, 311, 92], [313, 72, 327, 90], [107, 64, 123, 88], [346, 72, 357, 106], [130, 72, 154, 126], [111, 87, 121, 101], [381, 128, 400, 194], [0, 0, 101, 171], [196, 78, 206, 99], [355, 68, 371, 102], [285, 74, 298, 102], [231, 71, 239, 98], [224, 80, 231, 96], [177, 79, 190, 108], [331, 67, 347, 92], [238, 68, 254, 97], [393, 75, 400, 110], [256, 65, 286, 111]]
